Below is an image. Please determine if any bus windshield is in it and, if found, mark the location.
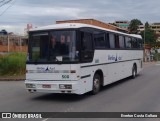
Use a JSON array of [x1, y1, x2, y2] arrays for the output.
[[28, 30, 79, 63]]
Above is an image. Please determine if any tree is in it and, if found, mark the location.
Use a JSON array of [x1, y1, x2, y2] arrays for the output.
[[0, 29, 8, 35], [145, 21, 150, 28], [140, 22, 156, 46], [128, 19, 143, 34]]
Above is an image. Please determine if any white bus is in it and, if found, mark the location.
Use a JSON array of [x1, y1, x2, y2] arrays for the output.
[[25, 23, 143, 95]]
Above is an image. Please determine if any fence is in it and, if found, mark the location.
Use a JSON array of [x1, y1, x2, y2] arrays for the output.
[[0, 35, 28, 53]]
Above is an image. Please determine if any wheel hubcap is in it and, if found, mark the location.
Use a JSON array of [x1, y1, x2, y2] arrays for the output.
[[94, 78, 99, 89], [133, 70, 136, 77]]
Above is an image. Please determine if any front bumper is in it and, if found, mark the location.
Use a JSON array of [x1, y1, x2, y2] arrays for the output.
[[25, 80, 84, 95]]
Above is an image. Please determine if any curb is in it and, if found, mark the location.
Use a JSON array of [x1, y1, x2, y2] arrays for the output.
[[0, 78, 25, 81], [144, 62, 157, 65]]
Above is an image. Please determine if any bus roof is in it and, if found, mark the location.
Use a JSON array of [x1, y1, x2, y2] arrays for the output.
[[30, 23, 142, 39]]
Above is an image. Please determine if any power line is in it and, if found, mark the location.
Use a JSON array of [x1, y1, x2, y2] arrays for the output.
[[0, 0, 12, 7], [0, 0, 5, 3], [0, 0, 15, 16]]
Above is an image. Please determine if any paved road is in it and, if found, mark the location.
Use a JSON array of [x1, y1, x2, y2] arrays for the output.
[[0, 63, 160, 121]]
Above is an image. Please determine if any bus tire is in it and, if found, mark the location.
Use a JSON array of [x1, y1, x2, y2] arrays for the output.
[[131, 64, 137, 79], [92, 74, 101, 95]]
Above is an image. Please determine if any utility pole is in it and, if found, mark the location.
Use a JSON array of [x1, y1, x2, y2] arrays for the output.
[[7, 34, 9, 53], [143, 25, 146, 62], [19, 37, 22, 52]]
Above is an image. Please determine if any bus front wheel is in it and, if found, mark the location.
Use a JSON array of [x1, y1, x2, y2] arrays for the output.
[[92, 74, 101, 95]]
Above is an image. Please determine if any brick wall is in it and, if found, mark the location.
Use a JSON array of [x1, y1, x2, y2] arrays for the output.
[[0, 35, 28, 52], [0, 45, 28, 52]]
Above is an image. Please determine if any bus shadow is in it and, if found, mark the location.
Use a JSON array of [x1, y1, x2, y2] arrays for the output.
[[101, 74, 142, 92], [32, 93, 90, 102]]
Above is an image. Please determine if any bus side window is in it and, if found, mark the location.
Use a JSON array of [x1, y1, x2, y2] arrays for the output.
[[81, 32, 94, 62], [119, 35, 125, 48], [137, 39, 143, 49], [109, 33, 115, 49], [125, 36, 131, 49], [94, 33, 106, 49], [132, 38, 138, 48], [82, 32, 93, 51]]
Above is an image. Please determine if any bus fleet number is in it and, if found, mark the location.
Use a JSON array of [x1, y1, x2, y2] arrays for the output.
[[62, 75, 69, 79]]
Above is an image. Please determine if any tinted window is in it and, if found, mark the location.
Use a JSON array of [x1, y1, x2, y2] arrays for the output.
[[81, 31, 94, 62], [125, 37, 131, 48], [132, 38, 138, 48], [82, 32, 93, 50], [119, 36, 125, 48], [94, 33, 106, 49], [137, 39, 143, 49], [109, 33, 115, 48]]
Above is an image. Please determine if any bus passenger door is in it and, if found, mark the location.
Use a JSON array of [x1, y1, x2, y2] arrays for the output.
[[79, 31, 95, 92], [80, 32, 94, 63]]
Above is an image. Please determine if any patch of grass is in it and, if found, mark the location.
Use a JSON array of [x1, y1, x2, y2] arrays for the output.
[[0, 52, 26, 76]]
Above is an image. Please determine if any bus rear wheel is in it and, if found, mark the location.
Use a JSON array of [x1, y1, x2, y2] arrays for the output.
[[92, 74, 101, 95], [131, 65, 137, 79]]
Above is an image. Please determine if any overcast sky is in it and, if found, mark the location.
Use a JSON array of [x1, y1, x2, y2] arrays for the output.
[[0, 0, 160, 34]]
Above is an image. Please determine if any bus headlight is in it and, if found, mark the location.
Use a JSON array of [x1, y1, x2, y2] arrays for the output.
[[26, 84, 36, 88], [59, 84, 72, 89]]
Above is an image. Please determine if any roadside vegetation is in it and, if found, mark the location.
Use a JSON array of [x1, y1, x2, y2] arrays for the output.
[[154, 53, 160, 61], [0, 52, 26, 76]]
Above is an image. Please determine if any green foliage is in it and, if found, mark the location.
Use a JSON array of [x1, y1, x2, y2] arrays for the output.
[[145, 22, 150, 28], [0, 53, 26, 75], [153, 53, 160, 61], [140, 27, 157, 45], [129, 19, 142, 34]]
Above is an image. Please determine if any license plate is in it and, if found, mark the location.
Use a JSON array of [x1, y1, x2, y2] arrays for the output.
[[42, 84, 51, 88]]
